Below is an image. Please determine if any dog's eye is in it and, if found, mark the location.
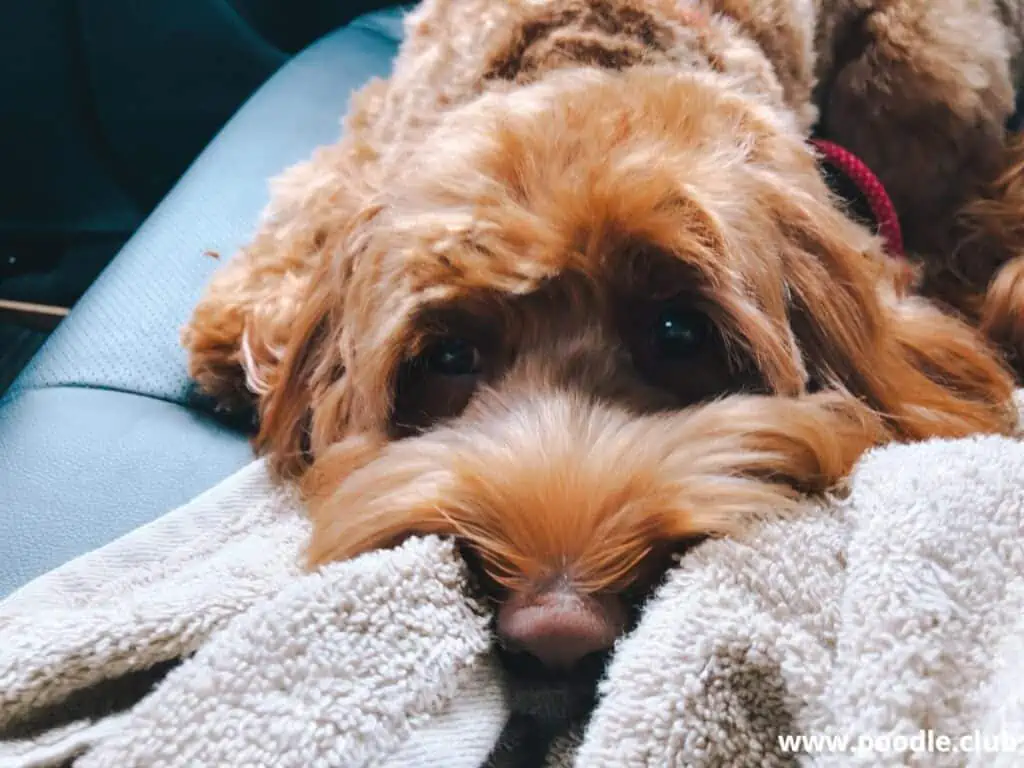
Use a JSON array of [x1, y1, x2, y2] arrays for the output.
[[421, 337, 482, 376], [622, 298, 760, 406], [652, 307, 711, 359]]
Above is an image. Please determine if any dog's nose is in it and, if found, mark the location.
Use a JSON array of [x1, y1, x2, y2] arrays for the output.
[[496, 588, 626, 671]]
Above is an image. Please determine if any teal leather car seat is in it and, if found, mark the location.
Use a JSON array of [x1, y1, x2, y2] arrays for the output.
[[0, 8, 405, 596]]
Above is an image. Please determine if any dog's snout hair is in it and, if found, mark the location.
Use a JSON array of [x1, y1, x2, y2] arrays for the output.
[[304, 387, 886, 598]]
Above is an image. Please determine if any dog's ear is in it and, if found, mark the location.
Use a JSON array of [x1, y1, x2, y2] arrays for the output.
[[777, 185, 1017, 440], [254, 203, 393, 480], [883, 296, 1019, 436], [254, 265, 342, 479]]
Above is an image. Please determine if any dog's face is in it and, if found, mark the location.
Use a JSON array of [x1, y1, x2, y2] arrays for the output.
[[280, 66, 886, 439], [258, 67, 1012, 720]]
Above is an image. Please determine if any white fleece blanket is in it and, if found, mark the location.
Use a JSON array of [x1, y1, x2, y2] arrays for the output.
[[3, 396, 1024, 767]]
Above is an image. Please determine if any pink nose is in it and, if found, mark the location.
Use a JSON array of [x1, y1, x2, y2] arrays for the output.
[[496, 588, 626, 671]]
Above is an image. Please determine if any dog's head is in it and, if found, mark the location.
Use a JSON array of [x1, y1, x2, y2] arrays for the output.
[[255, 67, 1014, 718]]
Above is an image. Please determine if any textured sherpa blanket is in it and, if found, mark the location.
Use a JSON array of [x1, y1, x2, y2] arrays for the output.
[[3, 395, 1024, 767]]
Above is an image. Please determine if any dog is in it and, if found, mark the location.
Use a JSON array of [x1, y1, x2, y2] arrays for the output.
[[183, 0, 1024, 723]]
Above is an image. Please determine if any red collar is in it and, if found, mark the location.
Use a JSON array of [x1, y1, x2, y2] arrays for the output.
[[811, 139, 905, 260]]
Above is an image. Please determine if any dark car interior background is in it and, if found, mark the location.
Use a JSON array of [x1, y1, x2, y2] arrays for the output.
[[0, 0, 398, 393]]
